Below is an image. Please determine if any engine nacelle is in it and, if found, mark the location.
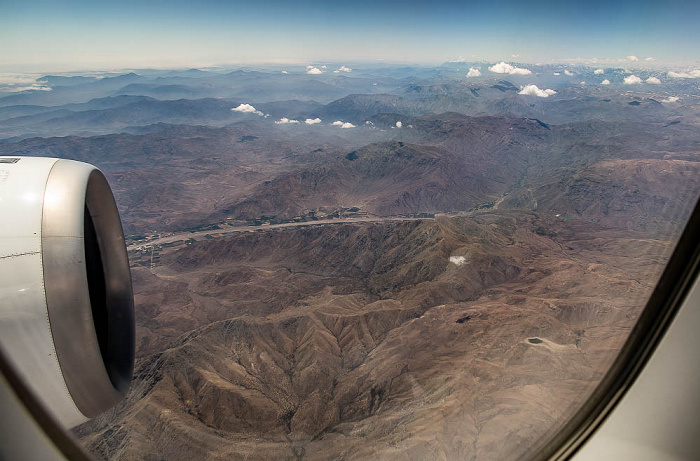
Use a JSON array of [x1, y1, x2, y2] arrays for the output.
[[0, 156, 134, 428]]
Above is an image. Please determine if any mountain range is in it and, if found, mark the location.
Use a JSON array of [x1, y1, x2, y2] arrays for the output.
[[1, 63, 698, 460]]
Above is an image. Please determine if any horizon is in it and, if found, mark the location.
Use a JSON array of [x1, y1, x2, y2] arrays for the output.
[[0, 59, 695, 76], [0, 58, 692, 73], [2, 59, 698, 95]]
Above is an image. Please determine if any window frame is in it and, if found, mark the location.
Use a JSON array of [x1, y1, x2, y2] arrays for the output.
[[532, 196, 700, 460]]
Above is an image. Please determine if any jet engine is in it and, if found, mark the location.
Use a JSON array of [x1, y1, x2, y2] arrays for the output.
[[0, 156, 134, 428]]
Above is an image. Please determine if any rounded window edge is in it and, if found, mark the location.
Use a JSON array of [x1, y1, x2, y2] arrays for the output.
[[531, 196, 700, 461]]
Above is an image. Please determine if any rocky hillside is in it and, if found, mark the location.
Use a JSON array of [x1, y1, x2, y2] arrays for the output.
[[76, 213, 676, 460]]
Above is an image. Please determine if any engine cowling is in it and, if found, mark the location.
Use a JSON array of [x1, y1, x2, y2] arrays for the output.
[[0, 156, 134, 428]]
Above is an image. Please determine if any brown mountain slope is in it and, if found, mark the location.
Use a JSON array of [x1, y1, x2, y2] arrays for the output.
[[502, 158, 700, 233], [213, 114, 700, 228], [130, 218, 520, 357], [3, 113, 696, 235], [77, 212, 675, 460], [215, 138, 518, 222]]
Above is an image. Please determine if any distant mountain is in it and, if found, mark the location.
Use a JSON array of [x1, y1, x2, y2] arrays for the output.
[[37, 75, 100, 87], [3, 110, 696, 234], [115, 83, 202, 99], [502, 158, 700, 233], [157, 68, 215, 78], [65, 94, 156, 110], [212, 112, 700, 230], [216, 140, 486, 220], [0, 97, 324, 139], [214, 115, 559, 221], [394, 77, 687, 124], [0, 96, 158, 133], [0, 104, 57, 120], [311, 94, 423, 123], [0, 119, 364, 233], [0, 72, 147, 107]]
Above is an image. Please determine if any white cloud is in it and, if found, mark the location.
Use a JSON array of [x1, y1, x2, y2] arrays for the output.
[[488, 62, 532, 75], [231, 103, 264, 116], [449, 256, 466, 266], [0, 73, 40, 85], [332, 120, 356, 128], [306, 67, 323, 75], [646, 76, 661, 84], [0, 73, 52, 92], [623, 75, 643, 84], [275, 117, 299, 124], [662, 96, 679, 103], [518, 84, 556, 97], [627, 55, 639, 62], [594, 68, 605, 75], [335, 65, 352, 73], [645, 57, 655, 62], [564, 70, 574, 76], [601, 79, 611, 85], [467, 67, 481, 77], [281, 70, 288, 74], [305, 118, 322, 124], [395, 121, 402, 128], [668, 69, 700, 78], [7, 85, 52, 92], [365, 120, 374, 125], [232, 103, 257, 113], [321, 65, 327, 69], [553, 72, 561, 76]]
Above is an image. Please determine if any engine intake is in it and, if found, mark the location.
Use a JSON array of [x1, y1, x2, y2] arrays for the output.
[[0, 157, 134, 428]]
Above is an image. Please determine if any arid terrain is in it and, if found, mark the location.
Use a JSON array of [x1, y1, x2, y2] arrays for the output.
[[77, 212, 679, 460], [2, 63, 699, 459]]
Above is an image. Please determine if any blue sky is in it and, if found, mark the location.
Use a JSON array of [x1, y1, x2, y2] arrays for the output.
[[1, 0, 699, 71]]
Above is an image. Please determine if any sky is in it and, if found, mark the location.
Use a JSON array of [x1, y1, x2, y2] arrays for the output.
[[1, 0, 699, 72]]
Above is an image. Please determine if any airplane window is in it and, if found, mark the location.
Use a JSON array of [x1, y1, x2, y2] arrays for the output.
[[1, 0, 700, 459]]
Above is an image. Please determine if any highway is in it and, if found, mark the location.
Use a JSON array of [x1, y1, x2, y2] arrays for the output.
[[127, 215, 433, 251]]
